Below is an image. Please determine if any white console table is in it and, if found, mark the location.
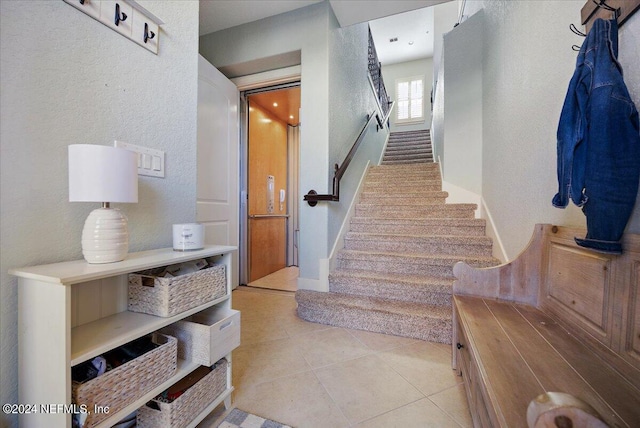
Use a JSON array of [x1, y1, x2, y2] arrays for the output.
[[10, 245, 237, 428]]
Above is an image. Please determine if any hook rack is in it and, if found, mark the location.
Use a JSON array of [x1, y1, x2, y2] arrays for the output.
[[144, 22, 155, 43], [114, 3, 127, 27], [581, 0, 640, 31]]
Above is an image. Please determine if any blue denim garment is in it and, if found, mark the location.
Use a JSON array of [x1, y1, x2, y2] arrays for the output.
[[553, 18, 640, 254]]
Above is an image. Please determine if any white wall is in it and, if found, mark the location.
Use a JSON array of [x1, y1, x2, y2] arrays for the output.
[[382, 58, 434, 132], [0, 2, 199, 426], [441, 0, 640, 260], [200, 2, 331, 287], [432, 0, 460, 90], [200, 2, 387, 289], [442, 10, 483, 194]]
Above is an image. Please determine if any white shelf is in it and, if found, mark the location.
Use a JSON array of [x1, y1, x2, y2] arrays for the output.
[[13, 245, 238, 428], [9, 245, 236, 285], [71, 295, 230, 366]]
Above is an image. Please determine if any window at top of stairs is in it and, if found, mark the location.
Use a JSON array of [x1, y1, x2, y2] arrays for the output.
[[396, 76, 424, 124]]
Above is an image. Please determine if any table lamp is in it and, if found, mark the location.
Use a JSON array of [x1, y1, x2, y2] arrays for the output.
[[68, 144, 138, 263]]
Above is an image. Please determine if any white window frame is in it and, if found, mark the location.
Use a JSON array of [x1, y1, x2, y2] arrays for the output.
[[395, 75, 425, 124]]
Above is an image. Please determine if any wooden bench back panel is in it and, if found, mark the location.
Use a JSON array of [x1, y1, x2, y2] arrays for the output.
[[453, 224, 640, 390]]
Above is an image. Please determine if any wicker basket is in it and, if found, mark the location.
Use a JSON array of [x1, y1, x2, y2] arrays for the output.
[[128, 264, 226, 317], [137, 359, 228, 428], [72, 333, 177, 428]]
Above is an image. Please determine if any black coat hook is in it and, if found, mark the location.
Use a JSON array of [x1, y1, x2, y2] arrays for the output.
[[570, 23, 586, 37], [144, 22, 155, 43], [115, 3, 127, 27], [592, 0, 621, 20]]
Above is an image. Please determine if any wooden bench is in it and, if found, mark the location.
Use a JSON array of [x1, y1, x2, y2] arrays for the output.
[[452, 224, 640, 427]]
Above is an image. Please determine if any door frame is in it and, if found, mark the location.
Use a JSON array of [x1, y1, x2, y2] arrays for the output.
[[236, 72, 301, 286]]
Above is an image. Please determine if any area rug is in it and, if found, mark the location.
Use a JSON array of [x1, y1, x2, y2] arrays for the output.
[[217, 408, 292, 428]]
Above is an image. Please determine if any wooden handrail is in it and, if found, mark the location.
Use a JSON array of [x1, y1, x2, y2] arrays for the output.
[[304, 101, 394, 206]]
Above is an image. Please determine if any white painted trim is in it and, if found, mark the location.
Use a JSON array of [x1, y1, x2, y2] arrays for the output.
[[480, 197, 509, 263], [441, 180, 481, 219], [231, 65, 302, 91], [296, 258, 329, 292], [378, 133, 390, 165], [328, 161, 371, 272]]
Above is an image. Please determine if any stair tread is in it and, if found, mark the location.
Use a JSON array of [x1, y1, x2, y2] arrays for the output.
[[339, 249, 499, 264], [296, 290, 451, 318], [345, 232, 493, 244], [330, 269, 453, 285]]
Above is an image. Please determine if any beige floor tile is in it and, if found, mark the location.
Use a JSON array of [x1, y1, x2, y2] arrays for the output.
[[429, 384, 473, 428], [314, 354, 424, 424], [275, 310, 335, 338], [355, 397, 462, 428], [378, 341, 462, 396], [346, 328, 420, 352], [232, 337, 311, 390], [240, 315, 290, 345], [292, 327, 373, 368], [233, 370, 350, 428], [247, 266, 299, 292]]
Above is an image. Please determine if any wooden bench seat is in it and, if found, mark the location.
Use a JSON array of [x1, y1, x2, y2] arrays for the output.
[[452, 225, 640, 427]]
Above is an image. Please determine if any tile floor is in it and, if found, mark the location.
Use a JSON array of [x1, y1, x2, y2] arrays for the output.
[[200, 286, 472, 428], [247, 267, 299, 292]]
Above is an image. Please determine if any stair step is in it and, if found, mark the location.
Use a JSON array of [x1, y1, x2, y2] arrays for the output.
[[336, 249, 499, 277], [381, 159, 434, 165], [355, 203, 476, 219], [329, 269, 453, 306], [364, 177, 441, 186], [383, 152, 433, 161], [370, 163, 438, 171], [295, 290, 452, 343], [359, 191, 448, 203], [386, 140, 431, 147], [349, 217, 487, 236], [344, 233, 494, 256]]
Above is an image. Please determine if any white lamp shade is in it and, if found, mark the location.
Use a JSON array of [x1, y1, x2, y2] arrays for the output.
[[69, 144, 138, 203]]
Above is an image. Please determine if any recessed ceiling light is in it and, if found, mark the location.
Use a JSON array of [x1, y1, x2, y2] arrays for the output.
[[408, 41, 414, 45], [273, 102, 278, 107]]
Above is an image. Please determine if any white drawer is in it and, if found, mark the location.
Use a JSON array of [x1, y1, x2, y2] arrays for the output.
[[162, 307, 240, 366]]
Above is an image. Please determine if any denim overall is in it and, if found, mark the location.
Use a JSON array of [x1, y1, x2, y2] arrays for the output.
[[553, 18, 640, 254]]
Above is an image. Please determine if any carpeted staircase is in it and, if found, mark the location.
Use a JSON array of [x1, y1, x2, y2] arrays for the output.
[[295, 130, 499, 344]]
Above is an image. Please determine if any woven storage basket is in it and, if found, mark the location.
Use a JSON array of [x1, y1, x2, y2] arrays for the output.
[[72, 333, 177, 428], [137, 359, 228, 428], [128, 264, 226, 317]]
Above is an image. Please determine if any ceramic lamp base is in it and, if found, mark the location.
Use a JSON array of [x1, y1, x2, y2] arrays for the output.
[[81, 207, 129, 263]]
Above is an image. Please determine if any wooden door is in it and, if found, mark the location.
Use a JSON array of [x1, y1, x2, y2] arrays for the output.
[[248, 98, 288, 282], [196, 55, 240, 288]]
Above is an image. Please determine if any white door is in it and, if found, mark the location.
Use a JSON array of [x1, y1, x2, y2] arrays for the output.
[[197, 55, 240, 288]]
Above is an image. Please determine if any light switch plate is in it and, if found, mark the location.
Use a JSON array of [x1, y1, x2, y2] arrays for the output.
[[114, 141, 165, 178]]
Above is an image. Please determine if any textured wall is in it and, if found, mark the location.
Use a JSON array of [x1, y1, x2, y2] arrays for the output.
[[328, 17, 387, 252], [442, 11, 483, 194], [382, 58, 434, 132], [450, 0, 640, 259], [0, 2, 199, 426], [200, 2, 331, 283]]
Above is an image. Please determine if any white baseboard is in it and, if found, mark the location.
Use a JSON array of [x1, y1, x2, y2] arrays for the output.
[[297, 258, 330, 292], [441, 180, 481, 219], [328, 161, 371, 272], [437, 156, 508, 263], [479, 198, 508, 263]]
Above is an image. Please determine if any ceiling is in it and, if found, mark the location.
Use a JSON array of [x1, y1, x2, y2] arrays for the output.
[[248, 87, 301, 126], [199, 0, 453, 65], [199, 1, 453, 125]]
